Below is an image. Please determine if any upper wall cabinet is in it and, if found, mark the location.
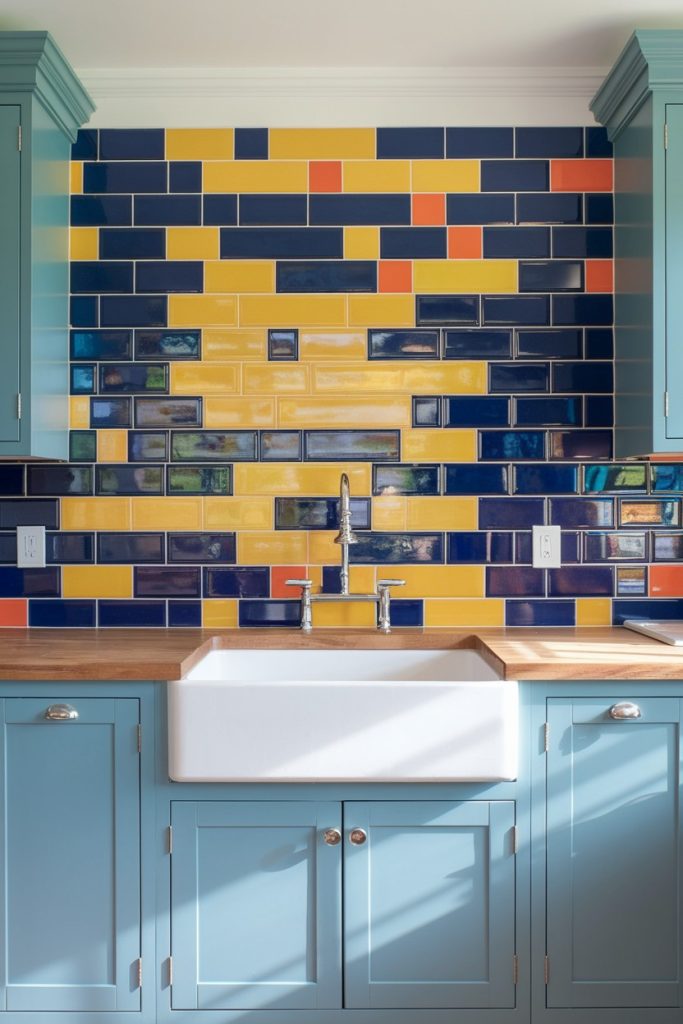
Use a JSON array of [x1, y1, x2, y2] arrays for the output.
[[593, 31, 683, 457], [0, 32, 93, 459]]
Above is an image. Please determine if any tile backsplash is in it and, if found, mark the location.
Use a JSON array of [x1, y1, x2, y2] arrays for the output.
[[3, 124, 683, 628]]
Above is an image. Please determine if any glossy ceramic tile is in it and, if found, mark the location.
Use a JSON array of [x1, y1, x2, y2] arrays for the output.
[[620, 499, 681, 528], [443, 329, 511, 359], [368, 330, 440, 360], [445, 397, 510, 427], [447, 531, 513, 563], [412, 397, 441, 427], [444, 464, 509, 495], [275, 497, 370, 531], [134, 397, 202, 429], [373, 465, 440, 496], [99, 363, 168, 393], [95, 465, 163, 496], [479, 431, 545, 460], [170, 430, 258, 462], [479, 498, 544, 529], [303, 430, 400, 462], [97, 532, 165, 563], [415, 295, 479, 325], [128, 431, 169, 463], [506, 599, 575, 626]]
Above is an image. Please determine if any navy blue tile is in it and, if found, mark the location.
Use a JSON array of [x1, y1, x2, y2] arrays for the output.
[[516, 127, 583, 158], [70, 329, 132, 360], [483, 227, 550, 258], [514, 464, 578, 494], [550, 496, 614, 528], [553, 226, 613, 258], [0, 466, 24, 495], [373, 465, 439, 496], [169, 162, 202, 193], [168, 601, 202, 627], [490, 362, 549, 393], [303, 430, 399, 462], [413, 397, 441, 427], [444, 464, 509, 495], [447, 532, 513, 563], [83, 161, 167, 193], [70, 365, 95, 394], [350, 533, 444, 564], [550, 430, 613, 460], [377, 127, 443, 158], [71, 128, 98, 160], [134, 194, 201, 226], [310, 194, 411, 226], [27, 466, 92, 496], [203, 194, 238, 225], [585, 193, 614, 225], [96, 464, 164, 496], [239, 600, 301, 628], [29, 600, 96, 628], [134, 566, 201, 598], [90, 397, 131, 428], [416, 295, 479, 325], [517, 193, 582, 224], [483, 295, 550, 326], [481, 160, 549, 192], [445, 396, 510, 427], [613, 599, 683, 624], [487, 566, 545, 596], [99, 129, 164, 160], [276, 260, 376, 292], [381, 227, 447, 259], [100, 228, 165, 260], [100, 296, 167, 328], [553, 294, 613, 326], [0, 500, 58, 528], [71, 261, 133, 294], [479, 498, 544, 529], [585, 395, 614, 426], [46, 532, 94, 565], [167, 533, 236, 563], [516, 329, 581, 359], [70, 296, 98, 328], [204, 567, 269, 598], [71, 195, 132, 227], [100, 363, 168, 393], [506, 600, 575, 627], [585, 328, 613, 359], [69, 431, 97, 462], [480, 431, 546, 460], [583, 531, 648, 562], [135, 330, 200, 360], [586, 126, 613, 158], [240, 194, 307, 225], [0, 567, 59, 597], [519, 261, 583, 292], [553, 362, 613, 393], [136, 261, 203, 294], [268, 330, 298, 361], [444, 329, 511, 359], [388, 599, 424, 627], [99, 600, 166, 627], [652, 465, 683, 492], [275, 497, 370, 531], [220, 227, 343, 259], [515, 396, 581, 427], [170, 431, 257, 462], [446, 194, 515, 225], [446, 127, 513, 158], [235, 128, 268, 160], [369, 330, 440, 360], [549, 566, 613, 596], [98, 532, 165, 563]]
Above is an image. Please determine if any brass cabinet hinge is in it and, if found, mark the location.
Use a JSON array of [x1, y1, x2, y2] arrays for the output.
[[513, 954, 519, 985], [665, 122, 669, 149], [137, 724, 142, 753], [16, 394, 21, 421], [17, 125, 21, 151], [544, 955, 550, 985], [511, 825, 519, 855], [543, 722, 550, 752], [167, 825, 173, 854], [136, 957, 142, 988]]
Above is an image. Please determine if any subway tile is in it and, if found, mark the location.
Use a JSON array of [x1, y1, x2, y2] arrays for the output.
[[479, 430, 545, 460], [206, 160, 306, 193], [234, 127, 268, 160], [447, 531, 513, 563], [513, 464, 578, 493], [136, 261, 203, 294], [242, 293, 346, 327], [0, 466, 24, 496], [46, 533, 94, 565], [61, 497, 130, 531], [169, 162, 202, 193], [100, 228, 165, 260], [586, 126, 613, 158], [270, 128, 373, 159], [416, 294, 479, 325], [100, 296, 167, 328], [96, 464, 163, 495], [71, 195, 132, 227], [167, 465, 232, 495], [549, 430, 613, 459], [549, 566, 613, 596], [653, 533, 683, 560], [515, 397, 581, 426], [506, 599, 575, 626], [128, 431, 169, 462], [100, 363, 168, 393], [482, 160, 549, 192], [99, 129, 165, 160], [203, 194, 238, 225], [553, 226, 613, 258], [240, 194, 307, 225], [446, 127, 513, 158], [71, 261, 133, 293], [303, 429, 400, 462], [516, 127, 583, 158], [29, 599, 96, 628], [238, 599, 301, 627], [90, 397, 131, 428], [83, 161, 167, 194], [446, 194, 515, 225], [70, 329, 132, 361], [413, 397, 441, 427], [134, 194, 201, 226], [167, 533, 236, 563], [443, 464, 509, 495], [275, 497, 370, 530], [167, 601, 201, 627], [71, 361, 97, 394], [171, 430, 258, 462], [259, 431, 302, 461], [0, 567, 60, 598], [550, 497, 614, 528], [445, 396, 510, 427], [380, 227, 446, 259], [620, 498, 681, 528], [167, 129, 233, 160], [584, 531, 647, 562], [414, 160, 479, 194], [490, 362, 549, 393], [276, 260, 376, 292], [584, 396, 614, 427], [69, 431, 97, 462], [443, 328, 511, 359], [71, 128, 98, 160], [517, 193, 582, 224], [204, 566, 270, 598], [585, 328, 614, 359], [70, 296, 98, 327], [97, 532, 165, 564], [99, 600, 166, 627], [387, 599, 424, 627], [516, 328, 581, 359], [349, 532, 444, 564], [134, 396, 201, 429], [551, 159, 613, 192], [134, 566, 200, 598], [583, 463, 647, 493], [585, 194, 614, 225], [413, 258, 516, 295], [617, 566, 647, 596], [310, 194, 410, 226], [373, 464, 439, 496], [221, 226, 343, 258], [519, 261, 583, 292], [553, 294, 613, 326], [487, 566, 544, 596], [651, 465, 683, 491], [479, 497, 544, 529], [135, 329, 200, 360], [344, 160, 410, 194], [483, 227, 550, 258], [613, 598, 683, 624], [377, 127, 443, 158], [483, 295, 550, 326], [27, 465, 92, 496], [368, 329, 440, 360]]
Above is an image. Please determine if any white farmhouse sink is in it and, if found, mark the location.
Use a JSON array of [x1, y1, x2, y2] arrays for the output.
[[168, 649, 518, 783]]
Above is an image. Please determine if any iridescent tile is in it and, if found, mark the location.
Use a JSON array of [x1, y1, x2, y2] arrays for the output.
[[653, 533, 683, 561], [70, 329, 132, 361], [515, 397, 580, 427], [46, 532, 95, 564], [95, 465, 164, 495], [275, 497, 370, 531], [69, 430, 97, 463], [513, 464, 577, 494], [583, 531, 648, 562], [97, 532, 165, 563], [368, 330, 440, 359], [616, 566, 647, 596], [99, 363, 168, 393], [204, 567, 269, 598], [27, 465, 93, 496], [0, 567, 60, 597], [260, 431, 302, 461], [444, 464, 508, 495], [373, 464, 439, 496], [171, 431, 258, 462], [167, 533, 236, 563], [479, 431, 545, 460], [651, 465, 683, 492], [134, 397, 202, 428], [70, 365, 95, 394], [268, 329, 298, 360], [620, 499, 681, 528], [550, 497, 614, 528], [412, 397, 441, 428], [134, 329, 200, 360], [303, 430, 400, 462], [548, 566, 614, 596], [349, 532, 443, 564], [167, 465, 232, 495], [90, 397, 132, 428], [134, 566, 201, 598], [583, 464, 647, 493], [128, 431, 169, 462], [447, 532, 513, 563], [550, 430, 613, 460]]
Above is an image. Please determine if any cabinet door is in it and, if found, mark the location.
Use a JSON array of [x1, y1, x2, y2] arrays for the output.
[[0, 106, 21, 443], [344, 800, 516, 1008], [546, 697, 682, 1008], [665, 104, 683, 440], [0, 697, 141, 1012], [170, 801, 342, 1010]]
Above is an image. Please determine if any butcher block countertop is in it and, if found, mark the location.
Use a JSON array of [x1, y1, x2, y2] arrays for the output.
[[1, 627, 683, 681]]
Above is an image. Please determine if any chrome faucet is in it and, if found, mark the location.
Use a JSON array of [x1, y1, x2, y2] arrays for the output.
[[287, 472, 405, 633]]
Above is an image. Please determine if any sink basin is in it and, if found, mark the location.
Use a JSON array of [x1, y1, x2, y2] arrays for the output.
[[168, 648, 518, 783]]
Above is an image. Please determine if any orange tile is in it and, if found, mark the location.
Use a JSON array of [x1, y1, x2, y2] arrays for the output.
[[0, 599, 26, 627], [378, 260, 412, 293], [551, 159, 613, 192], [309, 161, 342, 193], [448, 226, 482, 259], [412, 193, 445, 225], [650, 565, 683, 597], [585, 259, 614, 292], [271, 565, 306, 599]]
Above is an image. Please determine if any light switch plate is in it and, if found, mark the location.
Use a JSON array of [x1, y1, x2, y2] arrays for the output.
[[17, 525, 46, 568], [532, 525, 561, 569]]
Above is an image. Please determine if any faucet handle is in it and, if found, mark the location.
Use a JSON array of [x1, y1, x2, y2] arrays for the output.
[[377, 579, 406, 589], [285, 578, 313, 589]]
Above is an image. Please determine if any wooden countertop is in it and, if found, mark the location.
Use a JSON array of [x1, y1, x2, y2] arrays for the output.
[[0, 626, 683, 680]]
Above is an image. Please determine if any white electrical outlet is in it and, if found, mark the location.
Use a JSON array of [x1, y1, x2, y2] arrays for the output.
[[17, 525, 46, 568], [532, 525, 562, 569]]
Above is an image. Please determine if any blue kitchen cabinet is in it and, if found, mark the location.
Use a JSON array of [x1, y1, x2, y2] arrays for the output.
[[0, 696, 142, 1013]]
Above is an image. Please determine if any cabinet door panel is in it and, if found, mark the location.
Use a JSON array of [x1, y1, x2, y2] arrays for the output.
[[0, 106, 21, 443], [666, 104, 683, 439], [547, 696, 682, 1008], [344, 800, 516, 1009], [0, 697, 140, 1012], [170, 801, 342, 1011]]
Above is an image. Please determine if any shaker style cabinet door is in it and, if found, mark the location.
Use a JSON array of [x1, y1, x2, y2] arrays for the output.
[[170, 801, 342, 1011], [0, 697, 141, 1012], [546, 697, 682, 1008], [344, 800, 517, 1009], [665, 104, 683, 440], [0, 105, 21, 443]]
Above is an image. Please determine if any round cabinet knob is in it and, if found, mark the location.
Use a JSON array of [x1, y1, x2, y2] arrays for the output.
[[323, 828, 342, 846], [609, 702, 642, 720], [349, 828, 368, 846]]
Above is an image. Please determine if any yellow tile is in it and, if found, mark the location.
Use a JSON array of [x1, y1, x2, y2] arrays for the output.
[[244, 364, 309, 394], [347, 295, 413, 327], [62, 498, 131, 531], [312, 601, 377, 628], [69, 396, 89, 430], [371, 496, 407, 531], [406, 497, 478, 531], [240, 294, 346, 327], [70, 161, 82, 194], [307, 532, 338, 564], [414, 260, 517, 294], [166, 128, 233, 160], [343, 160, 410, 192], [169, 295, 237, 327], [425, 599, 505, 627], [203, 329, 266, 361], [270, 128, 375, 159], [97, 430, 128, 463], [239, 531, 308, 565], [307, 565, 324, 590], [411, 159, 479, 192], [204, 161, 307, 193], [204, 497, 272, 531], [70, 227, 97, 260], [167, 227, 219, 261], [312, 362, 486, 395], [392, 565, 483, 598], [204, 398, 276, 428], [299, 331, 366, 361], [203, 599, 238, 628], [234, 464, 370, 497], [401, 429, 478, 462], [62, 565, 131, 599], [279, 396, 411, 428], [344, 227, 379, 259], [576, 598, 612, 626], [205, 261, 275, 294], [170, 363, 240, 395], [131, 497, 203, 531]]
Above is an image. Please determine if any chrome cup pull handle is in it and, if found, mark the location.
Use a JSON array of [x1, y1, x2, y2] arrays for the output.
[[44, 703, 79, 722], [609, 702, 642, 721]]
